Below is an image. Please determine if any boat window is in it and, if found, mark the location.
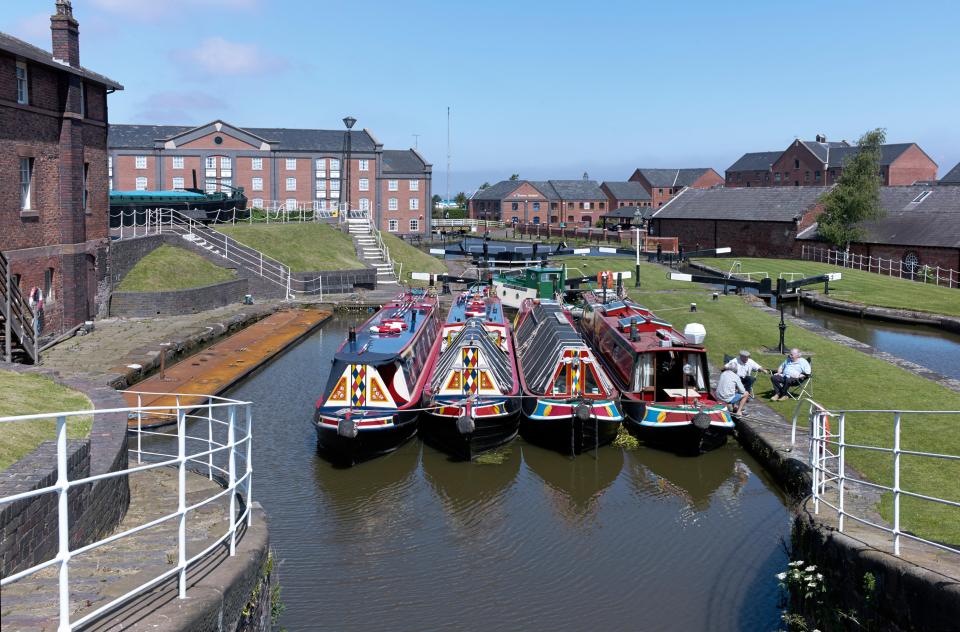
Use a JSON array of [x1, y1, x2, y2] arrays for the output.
[[583, 364, 601, 395], [634, 353, 654, 391], [685, 353, 706, 390], [551, 367, 567, 395]]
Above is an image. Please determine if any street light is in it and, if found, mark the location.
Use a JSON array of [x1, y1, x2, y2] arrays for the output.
[[341, 116, 356, 217], [634, 207, 643, 288]]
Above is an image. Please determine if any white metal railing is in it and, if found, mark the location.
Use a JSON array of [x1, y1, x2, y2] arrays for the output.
[[432, 218, 503, 229], [352, 215, 399, 282], [0, 392, 253, 631], [806, 402, 960, 557], [801, 244, 959, 289]]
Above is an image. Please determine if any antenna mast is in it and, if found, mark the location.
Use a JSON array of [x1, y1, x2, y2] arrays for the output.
[[446, 106, 451, 204]]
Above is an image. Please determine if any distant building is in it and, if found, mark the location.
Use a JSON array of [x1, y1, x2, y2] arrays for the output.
[[627, 168, 724, 208], [940, 162, 960, 186], [600, 181, 652, 210], [0, 1, 123, 334], [108, 121, 431, 235], [469, 180, 608, 225], [725, 135, 937, 188]]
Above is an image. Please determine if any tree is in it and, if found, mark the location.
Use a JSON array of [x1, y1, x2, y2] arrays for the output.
[[509, 173, 519, 181], [817, 128, 887, 250], [479, 182, 491, 190], [432, 194, 442, 207], [454, 192, 468, 208]]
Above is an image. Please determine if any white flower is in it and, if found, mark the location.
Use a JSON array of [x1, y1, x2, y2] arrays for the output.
[[807, 581, 817, 587], [789, 560, 803, 567], [805, 565, 817, 572], [776, 572, 787, 580], [816, 573, 823, 580]]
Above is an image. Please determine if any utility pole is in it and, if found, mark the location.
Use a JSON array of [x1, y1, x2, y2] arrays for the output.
[[446, 106, 451, 206]]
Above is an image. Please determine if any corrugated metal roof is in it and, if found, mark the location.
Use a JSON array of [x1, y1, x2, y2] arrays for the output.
[[654, 186, 831, 222]]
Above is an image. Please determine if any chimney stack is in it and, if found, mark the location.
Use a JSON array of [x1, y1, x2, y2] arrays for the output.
[[815, 133, 826, 143], [51, 0, 80, 67]]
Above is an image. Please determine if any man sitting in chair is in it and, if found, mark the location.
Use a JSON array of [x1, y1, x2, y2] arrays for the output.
[[731, 350, 767, 394], [716, 361, 750, 415], [770, 348, 811, 401]]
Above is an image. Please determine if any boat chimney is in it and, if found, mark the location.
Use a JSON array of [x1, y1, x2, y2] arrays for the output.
[[630, 318, 639, 342], [411, 309, 417, 327], [348, 326, 357, 344]]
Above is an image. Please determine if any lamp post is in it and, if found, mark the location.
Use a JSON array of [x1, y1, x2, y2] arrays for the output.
[[341, 116, 356, 217], [634, 207, 643, 288]]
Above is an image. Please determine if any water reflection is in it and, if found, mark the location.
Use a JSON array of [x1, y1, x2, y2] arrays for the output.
[[629, 444, 750, 512], [522, 443, 624, 525]]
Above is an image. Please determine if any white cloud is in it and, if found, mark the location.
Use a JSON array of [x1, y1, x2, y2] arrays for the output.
[[8, 12, 51, 48], [175, 37, 287, 77], [88, 0, 259, 19], [133, 90, 229, 123]]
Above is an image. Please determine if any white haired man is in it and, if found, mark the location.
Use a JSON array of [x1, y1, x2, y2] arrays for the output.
[[716, 360, 750, 415], [770, 348, 811, 401]]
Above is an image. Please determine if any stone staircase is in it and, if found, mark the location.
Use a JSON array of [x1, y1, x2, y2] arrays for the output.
[[347, 218, 398, 285]]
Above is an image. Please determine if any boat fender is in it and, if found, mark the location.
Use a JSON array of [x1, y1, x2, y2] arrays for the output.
[[575, 401, 592, 422], [338, 417, 359, 439], [457, 412, 475, 435], [691, 411, 711, 431]]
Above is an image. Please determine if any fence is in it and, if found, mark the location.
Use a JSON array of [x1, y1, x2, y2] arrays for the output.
[[0, 392, 253, 630], [512, 223, 679, 252], [801, 244, 959, 289], [432, 218, 504, 229], [804, 401, 959, 557]]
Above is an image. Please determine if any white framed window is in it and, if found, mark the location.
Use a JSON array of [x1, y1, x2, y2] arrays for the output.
[[135, 176, 148, 191], [329, 158, 340, 170], [359, 198, 370, 211], [315, 188, 326, 199], [220, 156, 231, 169], [108, 156, 112, 176], [388, 219, 399, 232], [20, 157, 33, 210], [285, 158, 297, 170], [409, 180, 419, 191], [251, 157, 263, 170], [409, 219, 420, 232], [409, 198, 419, 211], [205, 156, 216, 169], [317, 199, 327, 211], [16, 61, 28, 104], [388, 197, 398, 211], [315, 158, 326, 171], [388, 179, 398, 191], [286, 177, 296, 191], [359, 159, 369, 172], [359, 178, 369, 191], [251, 177, 263, 191], [135, 155, 147, 169], [205, 178, 217, 193], [172, 156, 184, 169], [109, 178, 113, 190], [583, 202, 591, 210], [252, 198, 264, 208], [285, 198, 297, 211], [221, 178, 232, 190], [172, 176, 185, 189], [330, 179, 340, 192]]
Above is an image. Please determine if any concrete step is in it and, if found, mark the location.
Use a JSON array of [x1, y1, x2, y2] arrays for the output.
[[371, 262, 392, 268]]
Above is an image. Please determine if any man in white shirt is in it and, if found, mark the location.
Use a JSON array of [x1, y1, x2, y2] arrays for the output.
[[770, 348, 812, 401], [731, 350, 767, 394], [716, 360, 749, 415]]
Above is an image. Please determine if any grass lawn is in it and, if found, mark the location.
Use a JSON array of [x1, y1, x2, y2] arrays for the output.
[[218, 223, 362, 272], [117, 245, 235, 292], [381, 233, 448, 284], [694, 257, 960, 317], [625, 278, 960, 546], [0, 370, 92, 471], [554, 256, 689, 292]]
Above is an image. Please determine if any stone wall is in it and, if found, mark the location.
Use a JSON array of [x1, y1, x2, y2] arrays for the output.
[[109, 278, 249, 317], [108, 233, 166, 288], [0, 369, 129, 576]]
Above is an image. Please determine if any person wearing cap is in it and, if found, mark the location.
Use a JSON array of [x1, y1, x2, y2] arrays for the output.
[[716, 360, 749, 415], [731, 350, 767, 394]]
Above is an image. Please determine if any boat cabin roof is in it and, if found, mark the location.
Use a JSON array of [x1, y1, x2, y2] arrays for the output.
[[445, 289, 506, 326], [515, 299, 591, 392], [336, 293, 437, 364], [586, 293, 701, 353], [430, 318, 514, 391]]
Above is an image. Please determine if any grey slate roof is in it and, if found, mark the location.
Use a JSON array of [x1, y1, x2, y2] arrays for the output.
[[941, 162, 960, 184], [601, 181, 651, 200], [108, 123, 375, 151], [471, 179, 606, 201], [852, 187, 960, 248], [381, 149, 429, 175], [727, 151, 784, 173], [527, 181, 560, 200], [654, 186, 832, 222], [0, 31, 123, 89], [603, 206, 655, 220], [634, 168, 715, 187], [471, 181, 526, 201], [547, 179, 606, 200], [800, 140, 851, 163], [826, 143, 916, 168]]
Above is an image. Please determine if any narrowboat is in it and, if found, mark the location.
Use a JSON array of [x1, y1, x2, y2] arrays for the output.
[[313, 290, 442, 465], [109, 175, 248, 227], [579, 292, 734, 454], [514, 299, 623, 455], [421, 286, 521, 460]]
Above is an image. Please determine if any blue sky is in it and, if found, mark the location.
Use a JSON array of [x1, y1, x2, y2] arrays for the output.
[[4, 0, 959, 195]]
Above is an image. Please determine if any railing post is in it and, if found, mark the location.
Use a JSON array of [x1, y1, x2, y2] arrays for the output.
[[838, 413, 846, 531], [893, 411, 902, 556], [245, 404, 253, 527], [207, 401, 214, 480], [228, 405, 237, 556], [177, 399, 187, 599], [56, 414, 71, 632], [5, 262, 11, 362], [810, 411, 820, 515], [136, 394, 142, 464]]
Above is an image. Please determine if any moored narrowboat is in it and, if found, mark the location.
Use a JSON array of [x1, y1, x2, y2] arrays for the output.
[[314, 290, 441, 465], [579, 292, 734, 454], [514, 299, 623, 455], [421, 286, 521, 460]]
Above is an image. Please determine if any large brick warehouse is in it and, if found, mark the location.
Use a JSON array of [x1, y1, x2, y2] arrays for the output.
[[1, 2, 123, 335]]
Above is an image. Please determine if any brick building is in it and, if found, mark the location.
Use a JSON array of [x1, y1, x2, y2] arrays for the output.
[[108, 121, 431, 235], [0, 2, 123, 335], [726, 135, 938, 188], [651, 186, 830, 257], [600, 181, 652, 209], [628, 168, 724, 208], [469, 179, 608, 225]]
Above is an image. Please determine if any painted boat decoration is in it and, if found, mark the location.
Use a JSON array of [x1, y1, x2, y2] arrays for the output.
[[513, 299, 623, 455], [314, 290, 441, 464], [579, 291, 734, 454], [421, 286, 521, 460]]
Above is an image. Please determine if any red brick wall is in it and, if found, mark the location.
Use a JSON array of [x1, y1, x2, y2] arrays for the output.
[[887, 145, 938, 186], [654, 218, 803, 258], [725, 170, 772, 188], [773, 142, 826, 187], [179, 132, 258, 150], [380, 175, 426, 234], [692, 170, 725, 189], [848, 243, 960, 272]]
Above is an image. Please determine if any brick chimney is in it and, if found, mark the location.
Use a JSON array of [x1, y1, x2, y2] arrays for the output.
[[50, 0, 80, 67]]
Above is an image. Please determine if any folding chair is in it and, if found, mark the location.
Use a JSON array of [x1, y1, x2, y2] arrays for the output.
[[785, 357, 813, 400]]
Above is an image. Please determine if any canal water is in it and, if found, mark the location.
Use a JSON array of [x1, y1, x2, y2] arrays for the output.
[[210, 317, 793, 631]]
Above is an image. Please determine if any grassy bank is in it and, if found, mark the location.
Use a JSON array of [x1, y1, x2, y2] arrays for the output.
[[624, 277, 960, 546], [381, 233, 447, 284], [117, 245, 235, 292], [694, 257, 960, 317], [0, 371, 92, 471], [219, 224, 362, 272]]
